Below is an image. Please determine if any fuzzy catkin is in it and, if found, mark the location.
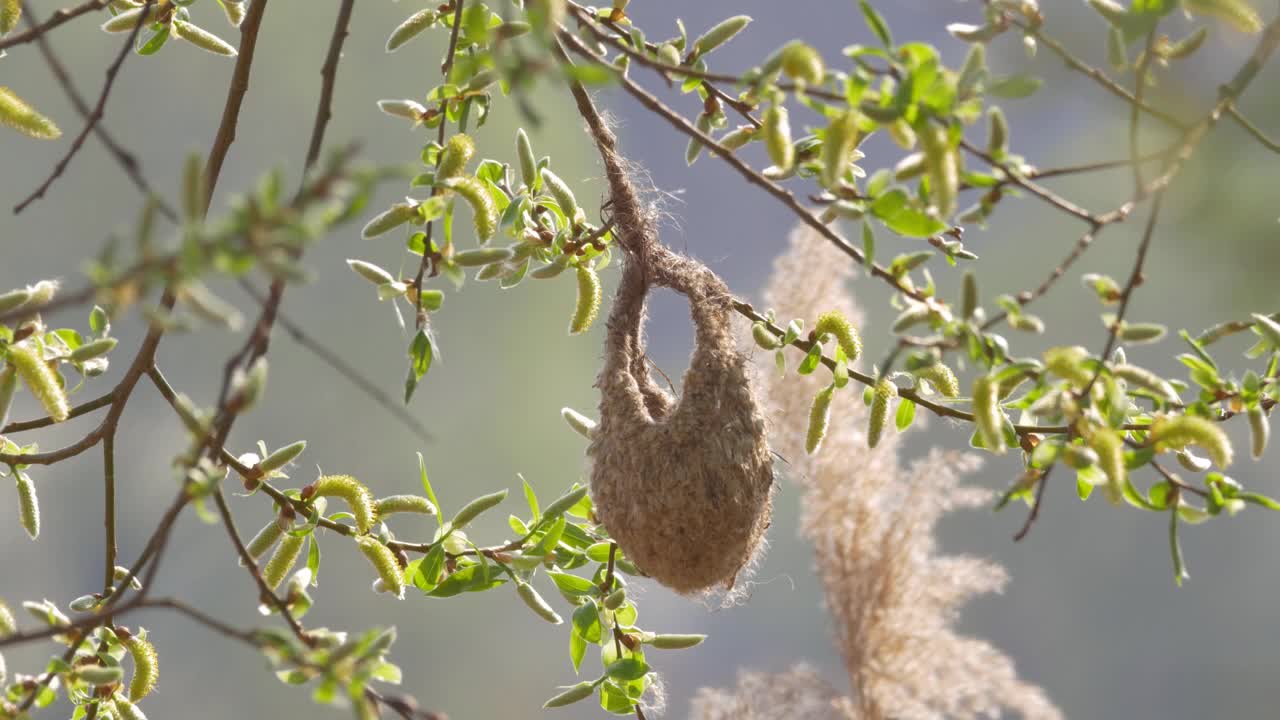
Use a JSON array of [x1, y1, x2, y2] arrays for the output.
[[15, 472, 39, 540], [1150, 415, 1234, 468], [574, 86, 774, 595], [312, 475, 377, 533], [125, 635, 159, 702], [7, 340, 69, 423], [570, 265, 602, 335], [262, 534, 305, 590]]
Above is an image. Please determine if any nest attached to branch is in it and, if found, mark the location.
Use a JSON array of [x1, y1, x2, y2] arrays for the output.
[[577, 92, 775, 595]]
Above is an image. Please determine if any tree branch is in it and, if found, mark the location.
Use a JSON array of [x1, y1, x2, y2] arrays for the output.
[[13, 0, 153, 214]]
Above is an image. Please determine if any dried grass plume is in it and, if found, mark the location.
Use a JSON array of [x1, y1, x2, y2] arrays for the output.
[[690, 226, 1061, 719]]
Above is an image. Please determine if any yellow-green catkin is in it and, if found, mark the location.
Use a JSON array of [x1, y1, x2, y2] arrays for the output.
[[386, 8, 438, 52], [516, 128, 538, 190], [751, 322, 781, 350], [0, 598, 15, 637], [1249, 407, 1269, 459], [820, 111, 859, 188], [356, 536, 405, 599], [172, 20, 238, 56], [312, 475, 377, 533], [436, 134, 476, 179], [0, 366, 16, 428], [539, 168, 580, 225], [867, 379, 896, 449], [971, 372, 1006, 454], [7, 340, 68, 423], [375, 494, 436, 517], [220, 0, 247, 27], [763, 103, 794, 172], [262, 534, 305, 590], [779, 41, 824, 84], [1090, 428, 1126, 505], [125, 634, 159, 702], [914, 362, 960, 397], [1150, 415, 1234, 468], [569, 265, 601, 335], [813, 310, 861, 362], [1, 0, 20, 35], [362, 202, 417, 239], [806, 384, 835, 454], [0, 87, 61, 140], [442, 176, 498, 241], [242, 519, 284, 566], [919, 122, 958, 218], [1043, 345, 1092, 388], [1183, 0, 1262, 32], [15, 471, 38, 540]]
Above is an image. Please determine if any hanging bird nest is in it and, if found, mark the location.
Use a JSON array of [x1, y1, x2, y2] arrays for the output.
[[572, 84, 775, 595]]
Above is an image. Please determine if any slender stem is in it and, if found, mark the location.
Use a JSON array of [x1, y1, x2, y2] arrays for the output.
[[103, 428, 117, 594], [204, 0, 271, 210], [298, 0, 355, 185], [20, 0, 176, 219], [0, 0, 111, 52], [14, 0, 153, 214]]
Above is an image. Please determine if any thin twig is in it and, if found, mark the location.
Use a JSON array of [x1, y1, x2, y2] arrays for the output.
[[204, 0, 270, 209], [241, 281, 434, 443], [298, 0, 355, 186], [558, 29, 927, 303], [20, 0, 177, 220], [14, 0, 153, 214], [1226, 105, 1280, 153], [0, 0, 111, 51]]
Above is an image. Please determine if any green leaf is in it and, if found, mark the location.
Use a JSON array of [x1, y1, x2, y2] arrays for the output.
[[306, 535, 320, 586], [797, 343, 823, 374], [547, 571, 596, 596], [404, 329, 435, 403], [522, 476, 540, 523], [895, 398, 916, 431], [859, 0, 893, 47], [987, 74, 1043, 99], [572, 600, 603, 643], [569, 630, 588, 673], [605, 657, 651, 682], [871, 188, 948, 238], [417, 452, 443, 529]]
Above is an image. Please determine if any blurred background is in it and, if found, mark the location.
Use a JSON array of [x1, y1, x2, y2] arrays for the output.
[[2, 1, 1278, 717]]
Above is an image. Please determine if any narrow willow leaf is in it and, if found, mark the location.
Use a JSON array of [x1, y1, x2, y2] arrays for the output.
[[0, 87, 62, 140]]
